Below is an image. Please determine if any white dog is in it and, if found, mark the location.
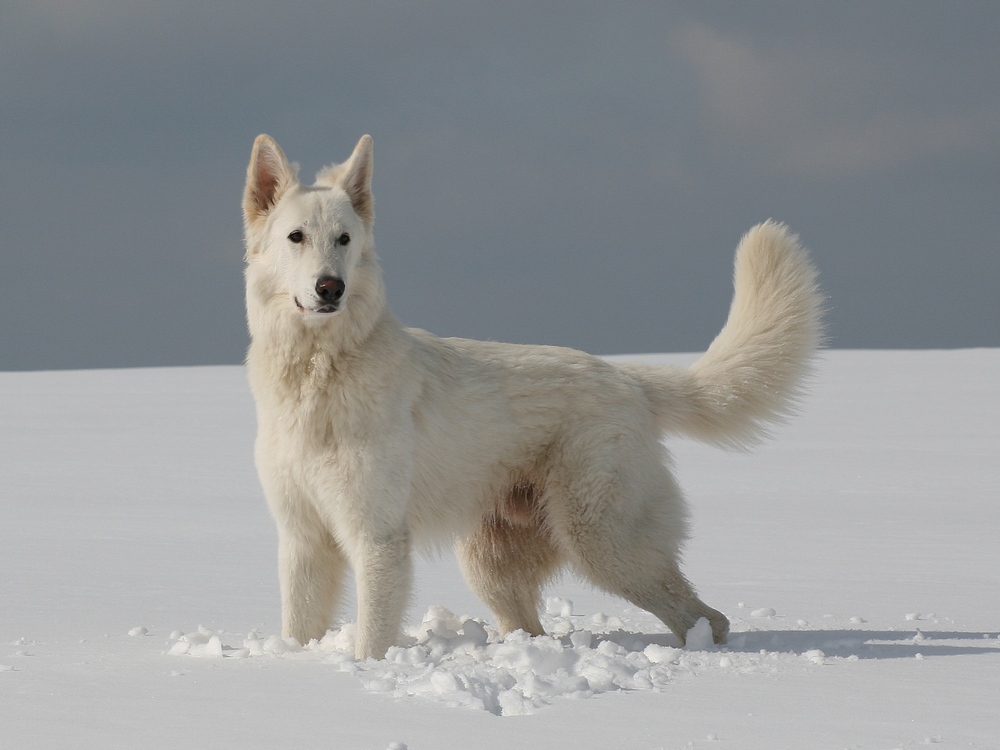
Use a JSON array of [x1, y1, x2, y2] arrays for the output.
[[242, 134, 822, 659]]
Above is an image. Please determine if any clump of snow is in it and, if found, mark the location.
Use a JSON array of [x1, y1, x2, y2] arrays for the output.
[[684, 617, 715, 650], [545, 597, 574, 617], [802, 649, 827, 665]]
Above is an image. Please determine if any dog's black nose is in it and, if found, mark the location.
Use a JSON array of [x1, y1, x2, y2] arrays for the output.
[[315, 276, 346, 302]]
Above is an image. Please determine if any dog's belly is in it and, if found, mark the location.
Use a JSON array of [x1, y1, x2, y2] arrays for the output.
[[405, 447, 521, 545]]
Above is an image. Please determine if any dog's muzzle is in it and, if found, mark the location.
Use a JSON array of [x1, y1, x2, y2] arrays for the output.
[[297, 276, 345, 314]]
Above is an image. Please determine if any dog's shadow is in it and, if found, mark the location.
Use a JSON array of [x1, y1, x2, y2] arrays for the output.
[[591, 628, 1000, 661]]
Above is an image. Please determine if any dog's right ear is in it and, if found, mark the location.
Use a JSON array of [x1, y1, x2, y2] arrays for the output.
[[243, 135, 296, 231]]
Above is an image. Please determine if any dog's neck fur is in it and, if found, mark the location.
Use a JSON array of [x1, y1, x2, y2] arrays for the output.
[[246, 257, 395, 395]]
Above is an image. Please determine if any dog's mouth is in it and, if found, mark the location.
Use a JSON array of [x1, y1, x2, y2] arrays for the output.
[[294, 297, 341, 315]]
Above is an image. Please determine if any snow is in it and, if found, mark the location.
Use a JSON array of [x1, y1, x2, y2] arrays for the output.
[[164, 608, 728, 716], [2, 350, 998, 748]]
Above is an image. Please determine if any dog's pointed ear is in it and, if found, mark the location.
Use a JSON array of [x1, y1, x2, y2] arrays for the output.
[[342, 134, 374, 225], [243, 135, 296, 229]]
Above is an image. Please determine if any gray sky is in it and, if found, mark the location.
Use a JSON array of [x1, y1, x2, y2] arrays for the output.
[[3, 2, 998, 371]]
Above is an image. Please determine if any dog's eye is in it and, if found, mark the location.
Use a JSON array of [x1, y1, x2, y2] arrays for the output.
[[288, 230, 304, 244], [337, 233, 351, 246]]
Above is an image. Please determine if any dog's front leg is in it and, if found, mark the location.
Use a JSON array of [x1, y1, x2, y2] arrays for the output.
[[352, 529, 412, 660], [277, 522, 348, 645], [259, 464, 349, 645]]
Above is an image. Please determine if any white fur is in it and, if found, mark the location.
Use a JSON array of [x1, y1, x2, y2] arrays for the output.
[[242, 135, 823, 659]]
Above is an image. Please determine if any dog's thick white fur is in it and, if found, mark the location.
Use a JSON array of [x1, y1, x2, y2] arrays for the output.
[[242, 134, 823, 660]]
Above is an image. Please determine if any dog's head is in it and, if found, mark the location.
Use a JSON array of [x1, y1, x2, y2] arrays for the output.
[[242, 135, 380, 329]]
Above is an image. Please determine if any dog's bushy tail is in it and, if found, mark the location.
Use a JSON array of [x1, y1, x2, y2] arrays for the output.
[[619, 220, 823, 450]]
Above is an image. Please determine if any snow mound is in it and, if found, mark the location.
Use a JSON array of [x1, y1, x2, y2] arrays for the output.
[[164, 604, 871, 715]]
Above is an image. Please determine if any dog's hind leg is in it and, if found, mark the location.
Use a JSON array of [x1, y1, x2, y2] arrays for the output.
[[590, 556, 730, 646], [550, 447, 729, 646], [564, 512, 729, 644], [456, 516, 561, 637]]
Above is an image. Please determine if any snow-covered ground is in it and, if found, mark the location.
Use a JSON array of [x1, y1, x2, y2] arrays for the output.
[[2, 350, 998, 749]]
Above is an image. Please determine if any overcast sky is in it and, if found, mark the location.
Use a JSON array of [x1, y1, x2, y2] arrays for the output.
[[3, 2, 998, 371]]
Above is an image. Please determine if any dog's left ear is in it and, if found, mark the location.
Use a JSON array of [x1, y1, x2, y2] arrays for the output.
[[243, 134, 297, 231], [341, 134, 374, 225]]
